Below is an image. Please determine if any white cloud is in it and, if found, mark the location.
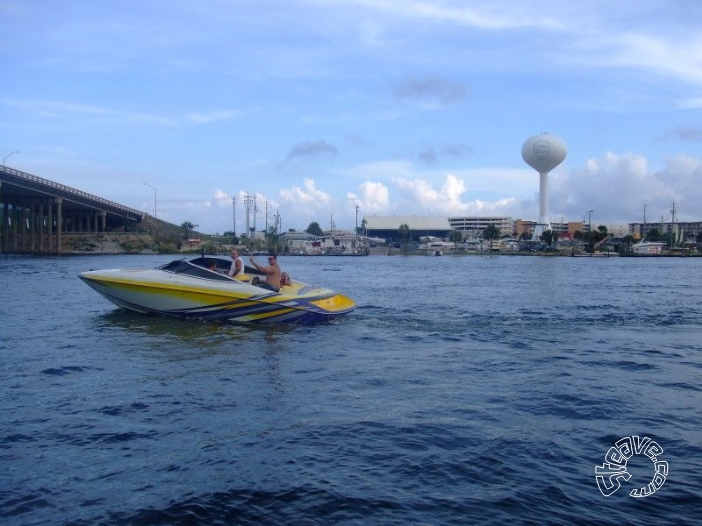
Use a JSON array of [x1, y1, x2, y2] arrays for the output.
[[592, 32, 702, 86], [279, 179, 332, 218], [213, 189, 230, 207], [340, 0, 566, 30], [549, 152, 702, 223], [346, 181, 390, 212], [392, 173, 488, 216], [678, 97, 702, 109], [186, 110, 241, 124], [1, 98, 115, 117], [2, 98, 238, 128]]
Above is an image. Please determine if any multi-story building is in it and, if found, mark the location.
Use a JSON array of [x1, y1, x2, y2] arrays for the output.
[[448, 216, 513, 237], [514, 219, 588, 239], [629, 221, 702, 242], [514, 219, 536, 238]]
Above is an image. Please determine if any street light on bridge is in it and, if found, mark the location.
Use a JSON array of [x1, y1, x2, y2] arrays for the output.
[[3, 150, 19, 166], [143, 183, 157, 219]]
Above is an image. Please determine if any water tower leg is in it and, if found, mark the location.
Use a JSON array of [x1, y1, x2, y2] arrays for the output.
[[532, 171, 551, 240]]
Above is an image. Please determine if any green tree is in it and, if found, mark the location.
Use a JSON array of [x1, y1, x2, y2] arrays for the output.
[[223, 230, 237, 244], [482, 224, 500, 250], [306, 222, 324, 236], [617, 234, 636, 255], [267, 226, 280, 250], [595, 225, 609, 243], [540, 229, 557, 246], [181, 221, 195, 239], [398, 223, 410, 252], [646, 228, 661, 241], [398, 223, 410, 240], [449, 230, 463, 249]]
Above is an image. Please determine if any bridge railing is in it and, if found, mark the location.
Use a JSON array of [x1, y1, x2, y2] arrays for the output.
[[1, 165, 145, 218]]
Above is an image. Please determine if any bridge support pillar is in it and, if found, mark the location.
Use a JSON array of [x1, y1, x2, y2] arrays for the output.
[[30, 200, 37, 252], [38, 201, 44, 253], [56, 197, 62, 255], [2, 202, 8, 254], [0, 181, 3, 255], [47, 198, 53, 254]]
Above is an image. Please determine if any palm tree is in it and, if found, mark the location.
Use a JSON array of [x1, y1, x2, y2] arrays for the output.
[[449, 230, 463, 250], [398, 223, 410, 252], [181, 221, 195, 239], [482, 224, 500, 251], [224, 230, 237, 244], [540, 229, 557, 246]]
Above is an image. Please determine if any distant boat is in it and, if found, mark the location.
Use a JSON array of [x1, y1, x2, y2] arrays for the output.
[[633, 204, 665, 255], [420, 241, 451, 256], [632, 241, 665, 254]]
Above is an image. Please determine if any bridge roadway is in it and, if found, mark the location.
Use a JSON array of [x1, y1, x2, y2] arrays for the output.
[[1, 164, 145, 254]]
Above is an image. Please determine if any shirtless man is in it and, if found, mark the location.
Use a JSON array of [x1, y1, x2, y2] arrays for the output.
[[248, 252, 282, 292]]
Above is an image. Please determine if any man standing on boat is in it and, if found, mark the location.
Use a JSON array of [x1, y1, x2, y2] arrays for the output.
[[229, 249, 244, 277], [248, 252, 282, 292]]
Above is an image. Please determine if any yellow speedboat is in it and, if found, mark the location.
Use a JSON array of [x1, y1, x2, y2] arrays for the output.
[[79, 256, 356, 325]]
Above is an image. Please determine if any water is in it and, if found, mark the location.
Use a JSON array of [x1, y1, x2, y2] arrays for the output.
[[1, 254, 701, 525]]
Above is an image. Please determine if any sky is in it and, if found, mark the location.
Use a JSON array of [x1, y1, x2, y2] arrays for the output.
[[1, 0, 701, 235]]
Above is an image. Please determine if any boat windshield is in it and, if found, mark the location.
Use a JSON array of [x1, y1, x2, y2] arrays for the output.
[[159, 259, 233, 281]]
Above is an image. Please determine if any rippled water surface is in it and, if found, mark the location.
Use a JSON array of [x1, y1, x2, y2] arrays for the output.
[[1, 254, 701, 525]]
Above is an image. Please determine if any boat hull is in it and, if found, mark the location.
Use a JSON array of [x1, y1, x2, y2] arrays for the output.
[[79, 266, 355, 325]]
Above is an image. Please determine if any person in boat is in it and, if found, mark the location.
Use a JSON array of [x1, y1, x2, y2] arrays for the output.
[[280, 272, 292, 287], [228, 249, 244, 277], [248, 252, 282, 292]]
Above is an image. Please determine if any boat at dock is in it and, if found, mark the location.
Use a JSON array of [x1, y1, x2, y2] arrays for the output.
[[632, 241, 665, 255], [79, 256, 356, 325]]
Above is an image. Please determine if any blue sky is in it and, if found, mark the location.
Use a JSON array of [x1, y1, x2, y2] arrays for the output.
[[2, 0, 701, 234]]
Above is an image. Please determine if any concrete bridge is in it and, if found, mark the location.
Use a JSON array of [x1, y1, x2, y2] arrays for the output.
[[1, 165, 145, 254]]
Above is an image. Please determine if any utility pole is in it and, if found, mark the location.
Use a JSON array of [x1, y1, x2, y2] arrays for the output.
[[231, 196, 237, 242], [253, 195, 257, 233], [670, 201, 677, 246], [355, 205, 359, 234], [244, 194, 253, 239]]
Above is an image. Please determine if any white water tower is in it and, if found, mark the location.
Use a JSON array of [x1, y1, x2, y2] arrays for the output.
[[521, 133, 567, 240]]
